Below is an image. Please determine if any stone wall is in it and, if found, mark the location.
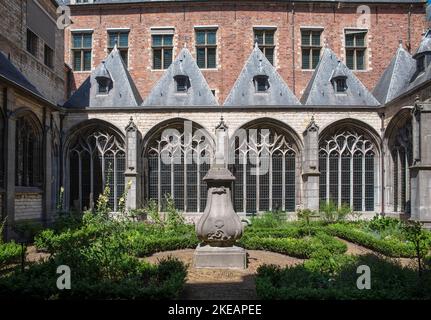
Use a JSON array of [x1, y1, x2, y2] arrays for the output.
[[65, 1, 426, 103], [14, 191, 43, 221], [0, 0, 66, 104], [64, 108, 383, 143]]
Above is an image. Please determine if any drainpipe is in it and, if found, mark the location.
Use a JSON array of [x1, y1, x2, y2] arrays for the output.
[[291, 3, 296, 95]]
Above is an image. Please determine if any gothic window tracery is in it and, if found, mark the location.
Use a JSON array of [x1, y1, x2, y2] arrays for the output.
[[231, 128, 297, 213], [319, 131, 375, 211], [15, 116, 42, 187], [69, 129, 125, 211], [146, 124, 214, 212], [391, 122, 412, 213]]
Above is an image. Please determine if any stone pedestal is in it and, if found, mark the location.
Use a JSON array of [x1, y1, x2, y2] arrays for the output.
[[194, 117, 246, 269], [194, 244, 246, 269]]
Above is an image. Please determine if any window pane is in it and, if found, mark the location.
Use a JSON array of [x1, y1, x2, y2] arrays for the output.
[[355, 33, 365, 47], [73, 34, 82, 49], [346, 50, 354, 69], [265, 31, 274, 45], [163, 35, 173, 46], [108, 33, 117, 48], [345, 34, 354, 47], [73, 51, 82, 71], [265, 47, 274, 65], [83, 51, 91, 70], [312, 49, 320, 69], [311, 32, 320, 46], [197, 47, 206, 68], [83, 33, 92, 48], [301, 31, 310, 46], [207, 31, 216, 45], [152, 35, 162, 46], [207, 47, 216, 68], [302, 49, 310, 69], [119, 32, 129, 47], [255, 30, 264, 45], [196, 31, 205, 45], [356, 50, 365, 70], [153, 49, 162, 69], [163, 49, 173, 69]]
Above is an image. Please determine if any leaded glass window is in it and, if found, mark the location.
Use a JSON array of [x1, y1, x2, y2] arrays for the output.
[[69, 130, 125, 212], [391, 122, 412, 213], [146, 125, 214, 212], [232, 128, 296, 213], [15, 116, 42, 187], [319, 131, 375, 211]]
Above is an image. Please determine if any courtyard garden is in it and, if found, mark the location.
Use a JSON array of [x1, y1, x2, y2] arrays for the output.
[[0, 187, 430, 300]]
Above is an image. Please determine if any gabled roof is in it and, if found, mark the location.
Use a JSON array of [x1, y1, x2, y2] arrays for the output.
[[64, 46, 142, 108], [224, 43, 300, 106], [404, 33, 431, 94], [373, 44, 416, 104], [301, 47, 379, 106], [143, 47, 218, 106], [0, 51, 44, 99]]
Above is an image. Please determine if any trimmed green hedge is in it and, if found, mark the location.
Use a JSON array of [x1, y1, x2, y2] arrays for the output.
[[256, 254, 431, 300], [324, 223, 416, 258], [0, 257, 187, 300], [132, 235, 199, 257], [0, 242, 22, 269], [239, 232, 347, 259]]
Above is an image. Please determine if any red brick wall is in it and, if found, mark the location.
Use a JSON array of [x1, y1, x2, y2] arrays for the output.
[[65, 1, 426, 103]]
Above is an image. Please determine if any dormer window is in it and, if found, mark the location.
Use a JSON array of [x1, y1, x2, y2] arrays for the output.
[[253, 75, 270, 93], [417, 55, 425, 73], [335, 78, 347, 93], [98, 78, 110, 94], [174, 75, 190, 93], [95, 61, 112, 95]]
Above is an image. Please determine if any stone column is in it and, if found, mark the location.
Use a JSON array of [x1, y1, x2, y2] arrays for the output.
[[302, 117, 320, 211], [42, 108, 52, 226], [125, 117, 140, 210], [4, 88, 16, 240], [410, 99, 431, 227]]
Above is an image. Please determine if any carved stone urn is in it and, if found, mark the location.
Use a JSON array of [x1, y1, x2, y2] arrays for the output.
[[195, 165, 243, 247], [194, 117, 246, 269]]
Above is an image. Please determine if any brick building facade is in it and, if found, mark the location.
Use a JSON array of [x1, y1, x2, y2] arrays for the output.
[[1, 0, 431, 239]]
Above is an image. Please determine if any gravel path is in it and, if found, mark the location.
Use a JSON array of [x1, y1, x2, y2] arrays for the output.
[[144, 249, 304, 300]]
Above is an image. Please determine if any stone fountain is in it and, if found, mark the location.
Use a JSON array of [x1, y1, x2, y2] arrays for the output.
[[194, 117, 246, 269]]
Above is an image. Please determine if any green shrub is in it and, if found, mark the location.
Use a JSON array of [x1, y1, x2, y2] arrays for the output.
[[0, 241, 22, 269], [239, 232, 346, 259], [250, 210, 287, 229], [0, 256, 187, 300], [256, 254, 431, 300], [325, 223, 417, 257]]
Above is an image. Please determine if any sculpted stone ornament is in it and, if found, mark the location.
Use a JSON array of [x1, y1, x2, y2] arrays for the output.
[[194, 117, 246, 269], [195, 165, 243, 247]]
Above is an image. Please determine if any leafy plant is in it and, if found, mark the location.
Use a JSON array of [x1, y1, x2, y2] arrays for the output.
[[401, 220, 431, 277], [251, 210, 287, 229]]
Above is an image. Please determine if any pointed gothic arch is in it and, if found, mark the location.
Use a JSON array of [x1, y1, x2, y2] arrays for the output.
[[384, 108, 413, 214], [64, 120, 126, 212], [141, 118, 215, 212], [230, 118, 303, 213], [318, 119, 381, 212]]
